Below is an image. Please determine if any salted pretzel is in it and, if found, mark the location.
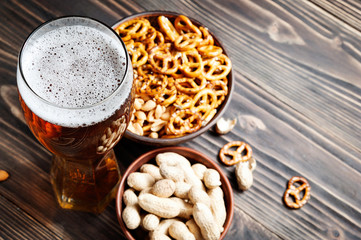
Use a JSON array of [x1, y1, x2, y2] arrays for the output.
[[174, 94, 193, 109], [126, 41, 148, 68], [202, 54, 232, 81], [191, 88, 218, 110], [197, 45, 223, 58], [174, 33, 202, 51], [283, 176, 311, 209], [198, 26, 214, 46], [167, 109, 202, 135], [158, 16, 179, 42], [179, 50, 203, 78], [207, 79, 228, 108], [175, 77, 206, 94], [174, 15, 202, 36], [149, 44, 179, 74], [115, 19, 150, 41], [219, 141, 253, 166], [116, 15, 232, 138], [139, 75, 168, 97]]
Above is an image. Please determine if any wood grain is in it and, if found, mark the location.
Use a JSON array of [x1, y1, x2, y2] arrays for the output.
[[0, 0, 360, 239]]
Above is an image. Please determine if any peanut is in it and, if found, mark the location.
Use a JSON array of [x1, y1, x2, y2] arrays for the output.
[[142, 213, 160, 231], [127, 172, 155, 191], [140, 164, 163, 181], [203, 169, 221, 189], [208, 187, 226, 232], [188, 186, 211, 208], [174, 181, 192, 199], [150, 219, 175, 240], [123, 188, 138, 206], [138, 193, 181, 218], [193, 203, 221, 240], [122, 205, 141, 230], [235, 157, 256, 191], [156, 152, 191, 167], [159, 164, 185, 182], [192, 163, 207, 180], [186, 219, 204, 240], [134, 98, 144, 110], [152, 179, 176, 198], [171, 197, 193, 220], [169, 220, 196, 240]]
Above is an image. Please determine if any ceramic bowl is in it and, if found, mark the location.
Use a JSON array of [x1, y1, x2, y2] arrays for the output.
[[116, 146, 234, 240], [112, 11, 234, 146]]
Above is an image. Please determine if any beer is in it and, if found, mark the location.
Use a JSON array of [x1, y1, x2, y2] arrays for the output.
[[17, 16, 134, 213]]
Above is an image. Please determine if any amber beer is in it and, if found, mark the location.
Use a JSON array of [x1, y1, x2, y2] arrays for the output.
[[17, 16, 134, 213]]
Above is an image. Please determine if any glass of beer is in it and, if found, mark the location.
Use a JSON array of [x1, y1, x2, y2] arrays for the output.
[[17, 16, 134, 213]]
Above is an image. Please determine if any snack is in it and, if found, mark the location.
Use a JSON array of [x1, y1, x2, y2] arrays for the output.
[[115, 15, 231, 138], [219, 141, 252, 166], [122, 152, 227, 240], [283, 176, 311, 209]]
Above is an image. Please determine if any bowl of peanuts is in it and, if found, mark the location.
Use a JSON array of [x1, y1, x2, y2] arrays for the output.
[[113, 11, 234, 146], [116, 146, 234, 240]]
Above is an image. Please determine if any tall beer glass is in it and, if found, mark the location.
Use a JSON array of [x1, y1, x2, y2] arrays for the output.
[[17, 16, 134, 213]]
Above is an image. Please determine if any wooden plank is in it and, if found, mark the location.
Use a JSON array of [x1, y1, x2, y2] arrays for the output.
[[0, 195, 61, 240], [0, 0, 360, 239]]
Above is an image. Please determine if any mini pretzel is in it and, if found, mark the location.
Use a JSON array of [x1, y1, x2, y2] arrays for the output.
[[283, 176, 311, 209], [139, 75, 168, 97], [179, 50, 203, 78], [115, 19, 150, 41], [207, 79, 228, 108], [202, 54, 232, 81], [149, 44, 179, 74], [126, 41, 148, 68], [158, 16, 179, 42], [197, 45, 223, 58], [175, 77, 206, 94], [191, 88, 218, 110], [219, 141, 253, 166], [174, 33, 202, 51], [198, 26, 214, 46], [174, 15, 202, 36], [167, 109, 202, 135]]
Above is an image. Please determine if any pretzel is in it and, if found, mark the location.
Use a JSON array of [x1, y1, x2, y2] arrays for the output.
[[167, 109, 202, 135], [116, 15, 232, 138], [174, 94, 193, 109], [202, 54, 232, 81], [197, 45, 223, 58], [179, 50, 203, 78], [158, 16, 179, 42], [155, 77, 177, 106], [174, 33, 202, 51], [207, 79, 228, 108], [139, 74, 168, 97], [174, 15, 202, 36], [283, 176, 311, 209], [115, 19, 150, 41], [191, 88, 218, 110], [219, 141, 253, 166], [198, 26, 214, 46], [175, 77, 206, 94], [149, 44, 179, 74], [126, 41, 148, 68]]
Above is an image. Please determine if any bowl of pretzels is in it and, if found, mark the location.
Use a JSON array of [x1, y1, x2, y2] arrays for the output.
[[113, 11, 234, 146]]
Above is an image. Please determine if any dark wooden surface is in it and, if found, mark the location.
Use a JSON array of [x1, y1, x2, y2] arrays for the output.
[[1, 0, 361, 239]]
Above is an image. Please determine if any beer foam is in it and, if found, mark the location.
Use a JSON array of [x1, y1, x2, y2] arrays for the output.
[[18, 17, 133, 128]]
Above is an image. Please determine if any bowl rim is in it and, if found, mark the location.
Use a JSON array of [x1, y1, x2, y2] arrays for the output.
[[116, 146, 234, 240], [112, 11, 234, 146]]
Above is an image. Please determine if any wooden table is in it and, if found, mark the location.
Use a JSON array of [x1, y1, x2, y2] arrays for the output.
[[1, 0, 360, 239]]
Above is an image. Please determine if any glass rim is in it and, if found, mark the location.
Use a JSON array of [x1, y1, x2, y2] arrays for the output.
[[18, 15, 130, 110]]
